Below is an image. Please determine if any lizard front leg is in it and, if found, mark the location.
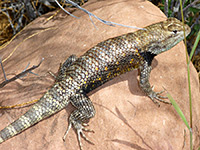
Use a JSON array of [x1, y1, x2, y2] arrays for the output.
[[56, 55, 77, 81], [63, 92, 95, 150], [139, 52, 170, 106], [49, 55, 77, 80]]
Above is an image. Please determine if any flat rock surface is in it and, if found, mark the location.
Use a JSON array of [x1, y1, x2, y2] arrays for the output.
[[0, 0, 199, 150]]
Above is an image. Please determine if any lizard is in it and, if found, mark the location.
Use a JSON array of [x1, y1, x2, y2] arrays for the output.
[[0, 17, 191, 149]]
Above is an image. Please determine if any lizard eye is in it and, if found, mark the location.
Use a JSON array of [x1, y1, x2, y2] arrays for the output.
[[173, 30, 177, 34]]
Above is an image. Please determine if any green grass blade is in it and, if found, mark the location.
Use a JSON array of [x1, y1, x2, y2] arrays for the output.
[[167, 93, 191, 131], [189, 30, 200, 63]]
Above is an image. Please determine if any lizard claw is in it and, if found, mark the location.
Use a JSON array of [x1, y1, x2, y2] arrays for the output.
[[82, 123, 95, 133], [63, 120, 94, 150], [63, 121, 72, 142], [148, 90, 171, 107]]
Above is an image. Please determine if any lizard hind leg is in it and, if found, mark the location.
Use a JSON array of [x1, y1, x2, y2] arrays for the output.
[[63, 93, 95, 150]]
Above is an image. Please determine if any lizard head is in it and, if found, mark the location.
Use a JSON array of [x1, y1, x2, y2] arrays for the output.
[[144, 17, 191, 55]]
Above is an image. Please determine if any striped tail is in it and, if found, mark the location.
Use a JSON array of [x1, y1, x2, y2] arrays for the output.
[[0, 83, 69, 143]]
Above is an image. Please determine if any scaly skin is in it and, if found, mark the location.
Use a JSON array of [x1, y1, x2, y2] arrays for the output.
[[0, 18, 191, 149]]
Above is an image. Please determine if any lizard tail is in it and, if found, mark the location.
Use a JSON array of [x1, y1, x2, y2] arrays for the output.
[[0, 84, 69, 144]]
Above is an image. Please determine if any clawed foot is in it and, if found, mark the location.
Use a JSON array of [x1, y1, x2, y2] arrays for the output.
[[148, 88, 171, 107], [63, 120, 94, 150]]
